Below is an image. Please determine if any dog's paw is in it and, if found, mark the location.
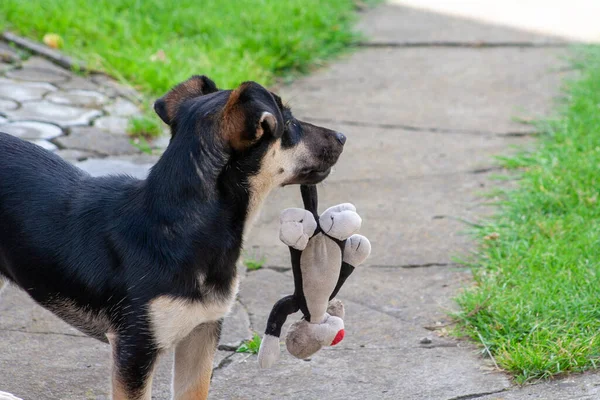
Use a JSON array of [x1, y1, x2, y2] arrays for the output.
[[320, 203, 361, 240], [258, 334, 281, 369], [279, 208, 317, 250], [343, 234, 371, 267]]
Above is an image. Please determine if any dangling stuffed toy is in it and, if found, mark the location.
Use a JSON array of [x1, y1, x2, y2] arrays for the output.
[[258, 185, 371, 368]]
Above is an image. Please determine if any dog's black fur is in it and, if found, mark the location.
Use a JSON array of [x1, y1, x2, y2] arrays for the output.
[[0, 75, 345, 399]]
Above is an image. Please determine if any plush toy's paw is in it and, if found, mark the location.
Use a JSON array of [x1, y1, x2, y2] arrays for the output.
[[320, 203, 362, 240], [343, 234, 371, 267], [279, 208, 317, 250], [286, 319, 323, 359], [327, 298, 345, 319], [258, 334, 281, 369], [286, 314, 345, 359]]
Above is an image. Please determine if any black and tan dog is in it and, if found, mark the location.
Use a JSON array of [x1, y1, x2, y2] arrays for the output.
[[0, 75, 345, 399]]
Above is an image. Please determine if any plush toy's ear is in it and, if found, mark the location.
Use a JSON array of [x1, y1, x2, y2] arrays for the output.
[[154, 75, 219, 126], [221, 81, 284, 151]]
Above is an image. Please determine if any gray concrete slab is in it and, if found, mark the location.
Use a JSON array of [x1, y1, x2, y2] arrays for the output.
[[56, 126, 138, 156], [76, 158, 153, 179], [0, 285, 244, 399], [248, 170, 500, 267], [357, 3, 567, 44], [479, 372, 600, 399], [209, 266, 510, 400], [279, 47, 570, 134]]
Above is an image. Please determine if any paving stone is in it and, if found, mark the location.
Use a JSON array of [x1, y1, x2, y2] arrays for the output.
[[104, 97, 140, 117], [55, 75, 100, 91], [93, 115, 129, 135], [76, 158, 153, 178], [3, 100, 102, 127], [111, 153, 161, 165], [21, 57, 70, 74], [91, 74, 142, 102], [279, 47, 570, 134], [220, 301, 253, 348], [54, 149, 98, 162], [0, 78, 56, 102], [0, 116, 7, 124], [358, 3, 566, 44], [0, 62, 16, 72], [0, 98, 19, 111], [55, 126, 137, 156], [46, 89, 108, 107], [0, 42, 20, 63], [29, 139, 58, 151], [0, 121, 63, 140], [6, 65, 70, 83], [151, 134, 171, 149]]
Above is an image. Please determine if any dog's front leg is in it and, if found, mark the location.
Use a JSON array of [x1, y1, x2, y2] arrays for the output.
[[108, 332, 159, 400], [173, 320, 222, 400]]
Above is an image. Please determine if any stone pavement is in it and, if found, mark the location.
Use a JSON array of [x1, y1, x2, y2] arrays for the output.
[[1, 3, 599, 399]]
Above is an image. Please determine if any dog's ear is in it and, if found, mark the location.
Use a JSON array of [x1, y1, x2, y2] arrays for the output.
[[154, 75, 219, 125], [222, 81, 284, 151]]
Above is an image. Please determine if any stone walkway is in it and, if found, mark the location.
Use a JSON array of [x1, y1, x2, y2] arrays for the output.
[[1, 3, 600, 400]]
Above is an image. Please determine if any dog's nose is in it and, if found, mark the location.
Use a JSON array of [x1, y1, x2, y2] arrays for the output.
[[335, 132, 346, 145]]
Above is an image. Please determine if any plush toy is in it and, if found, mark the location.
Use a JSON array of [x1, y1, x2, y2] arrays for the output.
[[258, 185, 371, 368]]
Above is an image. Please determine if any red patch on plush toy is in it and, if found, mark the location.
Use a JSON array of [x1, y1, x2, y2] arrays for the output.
[[331, 329, 345, 346]]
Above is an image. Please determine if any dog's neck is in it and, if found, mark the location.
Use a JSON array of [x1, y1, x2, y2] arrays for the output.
[[145, 135, 262, 241]]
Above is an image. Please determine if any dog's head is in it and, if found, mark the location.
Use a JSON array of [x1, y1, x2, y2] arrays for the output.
[[154, 75, 345, 191]]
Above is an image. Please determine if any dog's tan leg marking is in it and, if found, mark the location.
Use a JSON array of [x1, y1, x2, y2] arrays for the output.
[[108, 333, 155, 400], [173, 321, 221, 400]]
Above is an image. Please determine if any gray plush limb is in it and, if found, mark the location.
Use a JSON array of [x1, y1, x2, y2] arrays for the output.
[[342, 234, 371, 266], [319, 203, 362, 240], [279, 208, 317, 250]]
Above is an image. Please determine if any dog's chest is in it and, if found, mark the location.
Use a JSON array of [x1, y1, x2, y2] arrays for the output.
[[148, 278, 238, 349]]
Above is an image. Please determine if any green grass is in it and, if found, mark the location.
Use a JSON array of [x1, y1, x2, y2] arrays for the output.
[[236, 332, 262, 354], [244, 256, 266, 271], [127, 115, 162, 138], [0, 0, 367, 96], [455, 47, 600, 384]]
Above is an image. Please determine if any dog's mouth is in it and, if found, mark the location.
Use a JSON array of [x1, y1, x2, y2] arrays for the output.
[[283, 166, 332, 186]]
